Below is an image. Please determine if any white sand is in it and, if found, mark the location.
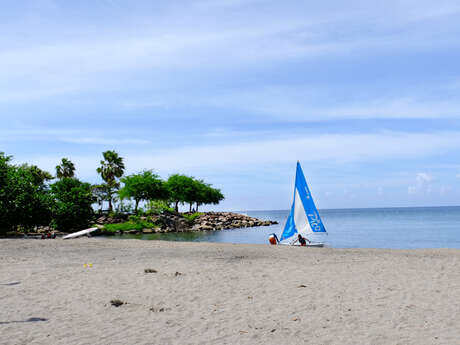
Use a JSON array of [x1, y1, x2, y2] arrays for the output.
[[1, 238, 459, 345]]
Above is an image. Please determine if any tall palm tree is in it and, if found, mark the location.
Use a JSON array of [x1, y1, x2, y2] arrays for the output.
[[96, 150, 125, 212], [56, 158, 75, 179]]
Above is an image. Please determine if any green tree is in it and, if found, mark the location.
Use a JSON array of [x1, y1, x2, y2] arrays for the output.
[[0, 153, 52, 235], [56, 158, 75, 179], [0, 153, 15, 234], [91, 183, 109, 214], [96, 150, 125, 212], [50, 178, 94, 232], [184, 178, 205, 212], [119, 171, 169, 213], [166, 174, 196, 212], [195, 184, 224, 212]]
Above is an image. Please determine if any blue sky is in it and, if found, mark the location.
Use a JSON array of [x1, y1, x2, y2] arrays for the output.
[[1, 0, 460, 210]]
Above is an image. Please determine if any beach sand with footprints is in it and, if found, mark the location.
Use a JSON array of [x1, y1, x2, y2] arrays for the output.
[[1, 238, 459, 345]]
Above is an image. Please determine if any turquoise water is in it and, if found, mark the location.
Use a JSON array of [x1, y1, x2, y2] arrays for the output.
[[117, 206, 460, 249]]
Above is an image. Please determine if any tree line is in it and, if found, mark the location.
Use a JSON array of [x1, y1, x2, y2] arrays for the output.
[[0, 150, 224, 235]]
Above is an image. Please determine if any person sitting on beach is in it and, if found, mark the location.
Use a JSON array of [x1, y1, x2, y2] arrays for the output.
[[296, 234, 311, 246]]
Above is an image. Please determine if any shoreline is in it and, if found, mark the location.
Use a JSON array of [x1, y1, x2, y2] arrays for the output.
[[1, 239, 459, 345]]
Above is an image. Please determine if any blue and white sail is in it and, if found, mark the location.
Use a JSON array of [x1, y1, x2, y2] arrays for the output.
[[280, 162, 327, 243]]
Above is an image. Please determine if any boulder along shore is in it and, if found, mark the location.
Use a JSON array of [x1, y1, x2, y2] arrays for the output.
[[1, 212, 278, 238], [96, 212, 278, 235]]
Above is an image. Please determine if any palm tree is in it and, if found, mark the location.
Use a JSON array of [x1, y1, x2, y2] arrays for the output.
[[56, 158, 75, 179], [96, 150, 125, 212]]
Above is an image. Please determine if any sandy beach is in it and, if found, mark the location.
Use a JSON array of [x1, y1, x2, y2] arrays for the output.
[[1, 239, 459, 345]]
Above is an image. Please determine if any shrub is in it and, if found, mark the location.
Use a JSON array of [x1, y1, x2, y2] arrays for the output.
[[50, 178, 95, 232], [183, 212, 203, 222], [103, 220, 157, 232], [147, 200, 175, 214]]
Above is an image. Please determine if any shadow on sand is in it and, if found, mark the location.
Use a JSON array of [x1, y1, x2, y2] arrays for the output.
[[0, 317, 48, 325]]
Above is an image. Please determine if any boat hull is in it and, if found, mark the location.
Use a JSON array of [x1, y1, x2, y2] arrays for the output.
[[62, 227, 98, 240], [280, 242, 324, 247]]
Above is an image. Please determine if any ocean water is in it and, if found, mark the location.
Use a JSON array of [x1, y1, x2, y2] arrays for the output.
[[118, 206, 460, 249]]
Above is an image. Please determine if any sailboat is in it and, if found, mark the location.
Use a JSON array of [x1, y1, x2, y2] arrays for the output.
[[272, 161, 327, 247]]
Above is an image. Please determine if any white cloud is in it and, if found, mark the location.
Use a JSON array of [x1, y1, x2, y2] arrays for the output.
[[15, 130, 458, 179], [408, 172, 433, 195], [139, 132, 460, 172], [416, 173, 433, 183]]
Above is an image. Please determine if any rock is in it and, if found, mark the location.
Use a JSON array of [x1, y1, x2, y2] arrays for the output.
[[200, 225, 214, 231], [90, 211, 277, 238]]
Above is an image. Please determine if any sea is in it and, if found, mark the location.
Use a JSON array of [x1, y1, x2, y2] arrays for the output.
[[118, 206, 460, 249]]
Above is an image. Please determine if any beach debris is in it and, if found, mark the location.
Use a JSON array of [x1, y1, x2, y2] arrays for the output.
[[110, 299, 125, 307], [83, 263, 93, 268], [292, 317, 300, 321], [239, 330, 248, 334], [144, 268, 158, 273], [26, 317, 48, 322], [271, 329, 276, 333], [150, 307, 169, 312], [174, 271, 182, 276], [298, 284, 307, 288]]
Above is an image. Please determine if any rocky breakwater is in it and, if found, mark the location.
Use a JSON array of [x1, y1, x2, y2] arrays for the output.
[[190, 212, 277, 231], [98, 211, 278, 235]]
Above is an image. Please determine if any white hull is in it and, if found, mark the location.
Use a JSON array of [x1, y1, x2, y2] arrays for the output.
[[62, 227, 98, 240], [280, 242, 324, 247]]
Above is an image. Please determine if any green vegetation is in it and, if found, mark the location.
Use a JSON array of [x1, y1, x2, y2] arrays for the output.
[[119, 170, 169, 213], [166, 174, 194, 212], [96, 150, 125, 212], [147, 200, 175, 214], [50, 178, 95, 232], [194, 182, 224, 212], [183, 212, 203, 222], [91, 183, 110, 213], [0, 150, 225, 236], [103, 220, 158, 232], [56, 158, 75, 179], [0, 153, 53, 235], [166, 174, 224, 212]]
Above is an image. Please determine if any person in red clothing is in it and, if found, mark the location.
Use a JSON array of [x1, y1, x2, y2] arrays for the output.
[[268, 233, 279, 245]]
